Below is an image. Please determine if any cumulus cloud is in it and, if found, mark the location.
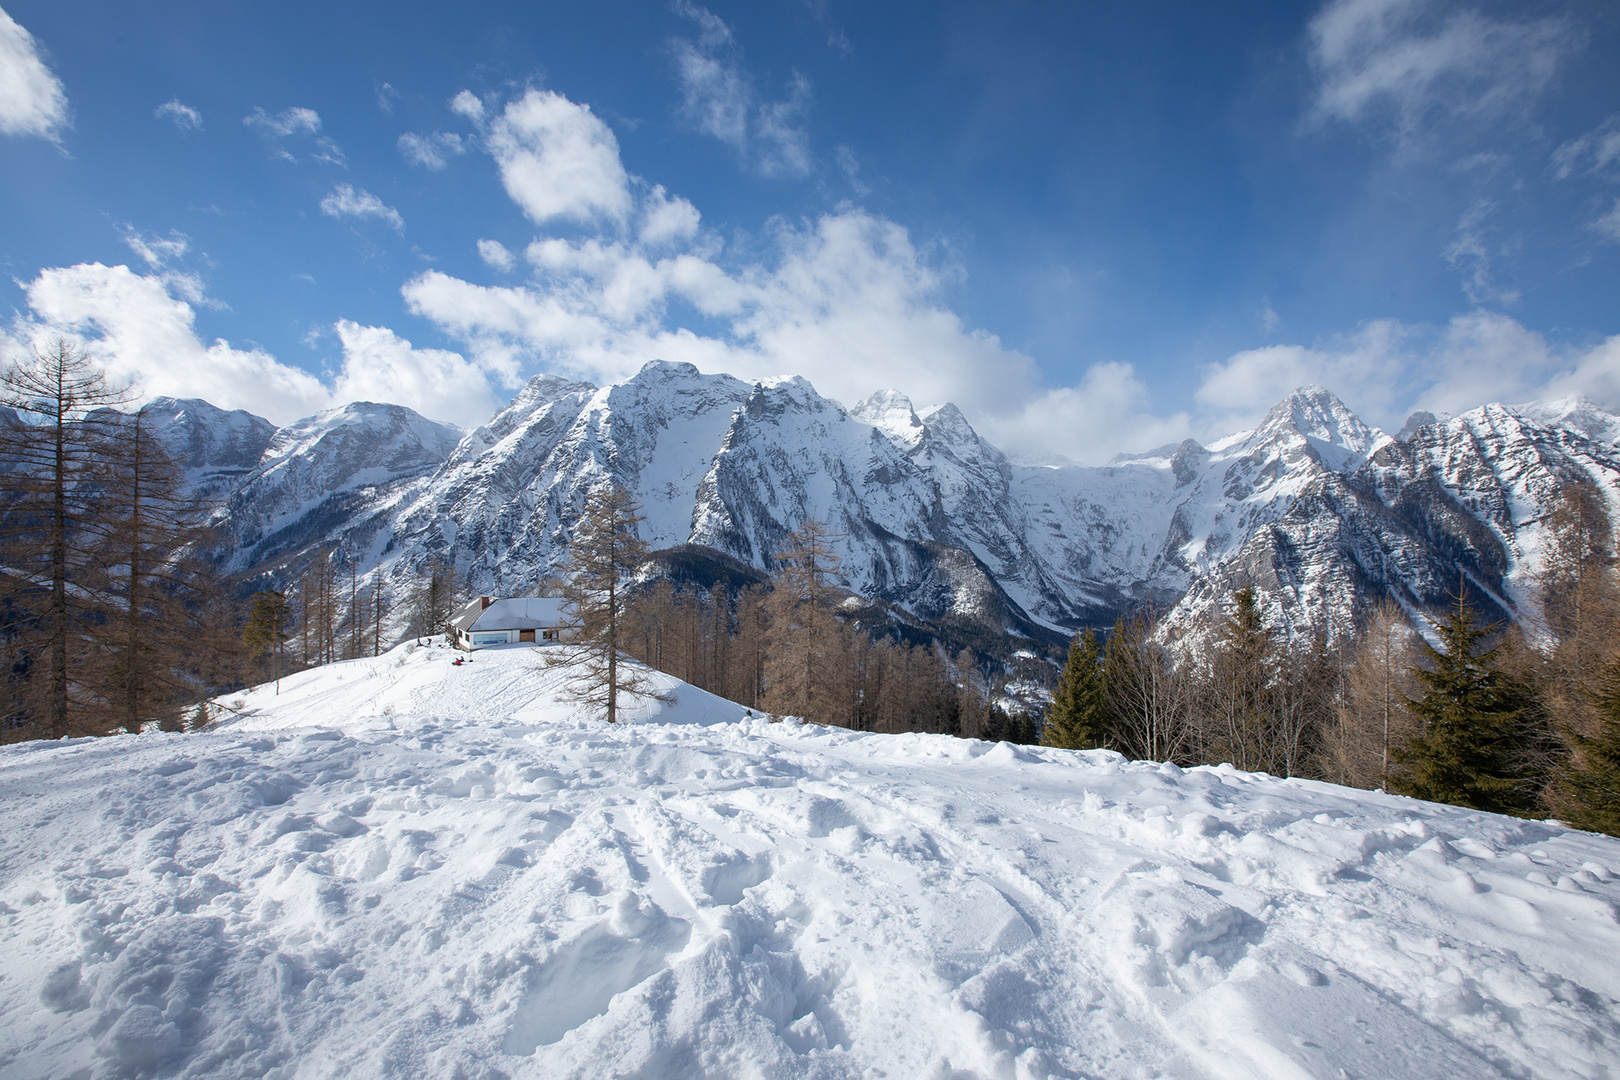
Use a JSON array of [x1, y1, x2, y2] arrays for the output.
[[320, 184, 404, 232], [639, 185, 701, 247], [155, 98, 201, 131], [6, 264, 501, 428], [1189, 310, 1620, 440], [398, 130, 465, 170], [450, 89, 485, 124], [1308, 0, 1579, 136], [243, 106, 345, 164], [402, 208, 1040, 424], [670, 3, 813, 176], [12, 262, 332, 423], [477, 239, 516, 272], [479, 89, 631, 225], [0, 7, 69, 141], [331, 321, 499, 427], [980, 362, 1194, 465]]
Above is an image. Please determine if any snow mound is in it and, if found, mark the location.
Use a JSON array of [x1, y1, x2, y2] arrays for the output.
[[2, 652, 1618, 1079], [221, 638, 752, 733]]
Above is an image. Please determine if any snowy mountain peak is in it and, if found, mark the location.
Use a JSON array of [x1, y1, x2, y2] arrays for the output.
[[852, 389, 925, 451], [136, 396, 277, 473], [1246, 385, 1388, 470], [1514, 395, 1620, 447]]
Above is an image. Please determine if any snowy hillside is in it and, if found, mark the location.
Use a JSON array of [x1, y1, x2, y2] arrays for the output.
[[3, 647, 1618, 1079]]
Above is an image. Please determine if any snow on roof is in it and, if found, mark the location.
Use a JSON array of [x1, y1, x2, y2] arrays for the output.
[[456, 597, 569, 632]]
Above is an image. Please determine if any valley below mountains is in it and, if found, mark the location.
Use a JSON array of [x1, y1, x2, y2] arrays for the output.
[[132, 359, 1620, 652]]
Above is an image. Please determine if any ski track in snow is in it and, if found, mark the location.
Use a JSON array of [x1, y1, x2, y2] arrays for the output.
[[2, 643, 1619, 1080]]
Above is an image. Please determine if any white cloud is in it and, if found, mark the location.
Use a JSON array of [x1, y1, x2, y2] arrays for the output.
[[639, 185, 701, 247], [1553, 114, 1620, 179], [1308, 0, 1579, 135], [398, 130, 465, 170], [116, 226, 219, 309], [670, 3, 813, 177], [983, 362, 1194, 465], [0, 7, 69, 141], [320, 184, 404, 232], [13, 262, 332, 423], [1188, 310, 1620, 440], [7, 264, 503, 429], [672, 39, 748, 150], [331, 321, 499, 427], [402, 208, 1040, 437], [1594, 198, 1620, 245], [244, 105, 319, 138], [450, 89, 485, 124], [481, 88, 631, 225], [477, 239, 516, 272], [835, 144, 870, 197], [243, 106, 345, 164], [1443, 197, 1518, 306], [155, 98, 201, 131]]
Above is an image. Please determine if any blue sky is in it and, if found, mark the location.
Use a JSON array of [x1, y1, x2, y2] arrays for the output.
[[2, 0, 1618, 461]]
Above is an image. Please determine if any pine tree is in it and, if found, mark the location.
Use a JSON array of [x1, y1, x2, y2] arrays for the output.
[[548, 481, 664, 723], [1206, 587, 1278, 772], [1043, 629, 1106, 749], [1392, 594, 1538, 815]]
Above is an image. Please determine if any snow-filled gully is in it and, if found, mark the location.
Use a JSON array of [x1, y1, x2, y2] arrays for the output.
[[2, 644, 1618, 1079]]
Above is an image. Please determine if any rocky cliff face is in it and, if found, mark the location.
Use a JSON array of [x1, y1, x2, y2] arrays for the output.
[[145, 362, 1620, 647]]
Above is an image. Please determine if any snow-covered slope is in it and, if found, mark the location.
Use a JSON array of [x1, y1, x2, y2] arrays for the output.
[[216, 401, 463, 572], [3, 647, 1618, 1079]]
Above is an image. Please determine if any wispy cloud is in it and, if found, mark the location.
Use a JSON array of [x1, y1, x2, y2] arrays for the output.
[[155, 98, 201, 131], [243, 105, 346, 164], [118, 225, 223, 310], [398, 130, 465, 170], [670, 2, 813, 177], [0, 7, 69, 142], [320, 184, 404, 232], [1553, 114, 1620, 180], [1308, 0, 1580, 138], [1443, 198, 1519, 306]]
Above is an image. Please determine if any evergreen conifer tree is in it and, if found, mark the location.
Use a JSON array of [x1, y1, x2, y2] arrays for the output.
[[1392, 594, 1537, 815], [1043, 629, 1106, 749]]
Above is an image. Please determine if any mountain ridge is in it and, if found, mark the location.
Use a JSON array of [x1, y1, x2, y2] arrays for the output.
[[111, 363, 1620, 650]]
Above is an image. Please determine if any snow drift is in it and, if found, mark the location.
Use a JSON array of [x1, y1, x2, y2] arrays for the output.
[[2, 643, 1618, 1079]]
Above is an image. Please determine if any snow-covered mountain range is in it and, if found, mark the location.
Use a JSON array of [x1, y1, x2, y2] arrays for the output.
[[127, 360, 1620, 643]]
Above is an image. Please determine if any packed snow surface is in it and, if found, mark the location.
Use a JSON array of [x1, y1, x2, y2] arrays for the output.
[[3, 643, 1619, 1080]]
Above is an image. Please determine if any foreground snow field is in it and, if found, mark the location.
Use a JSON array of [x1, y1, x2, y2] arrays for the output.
[[2, 643, 1618, 1080]]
